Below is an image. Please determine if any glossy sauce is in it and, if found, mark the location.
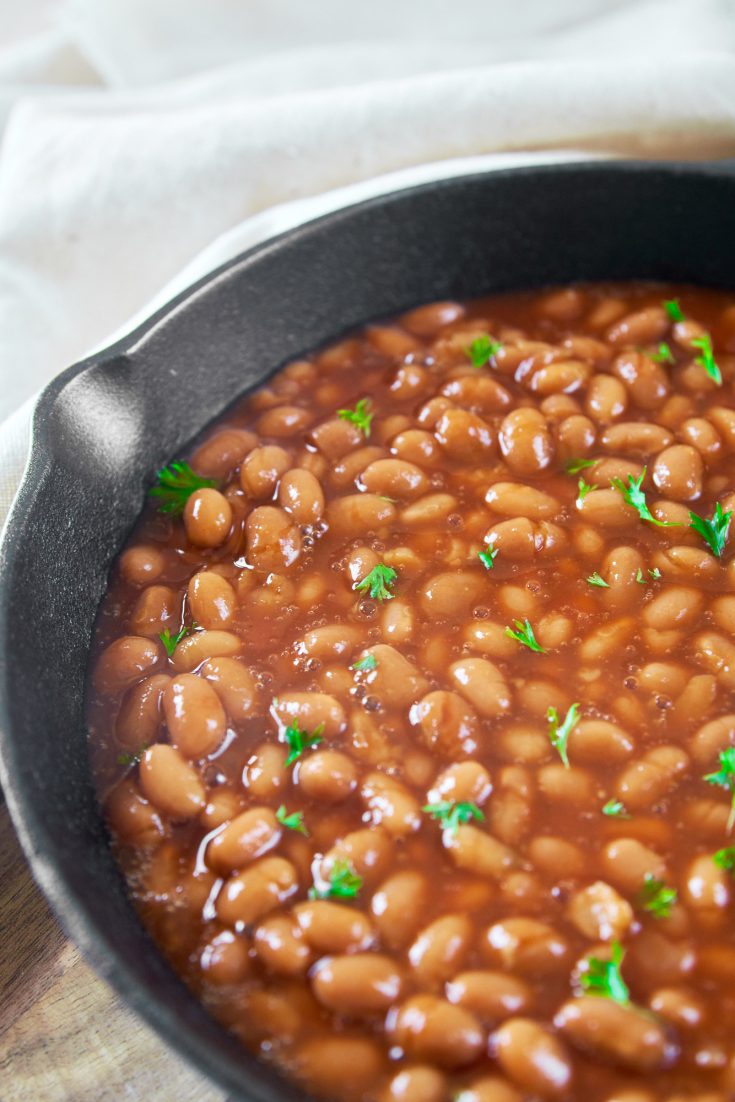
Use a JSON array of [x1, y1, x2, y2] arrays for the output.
[[88, 284, 735, 1101]]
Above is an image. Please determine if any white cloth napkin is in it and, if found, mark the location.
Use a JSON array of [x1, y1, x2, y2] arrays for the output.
[[2, 0, 735, 529]]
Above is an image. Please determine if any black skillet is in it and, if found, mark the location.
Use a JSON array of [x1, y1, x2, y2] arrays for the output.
[[1, 160, 735, 1100]]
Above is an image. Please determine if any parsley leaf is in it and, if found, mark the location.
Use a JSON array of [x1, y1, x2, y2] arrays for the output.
[[159, 622, 196, 658], [586, 571, 609, 588], [352, 654, 377, 672], [505, 619, 546, 654], [577, 477, 597, 501], [713, 846, 735, 872], [664, 298, 685, 323], [649, 342, 674, 364], [149, 462, 217, 515], [309, 860, 362, 900], [479, 548, 498, 570], [689, 502, 732, 558], [611, 468, 680, 528], [704, 747, 735, 832], [117, 744, 149, 767], [565, 457, 597, 475], [580, 941, 630, 1004], [638, 874, 677, 919], [649, 566, 662, 580], [547, 702, 580, 768], [338, 397, 373, 437], [423, 800, 484, 836], [283, 721, 324, 768], [602, 799, 630, 818], [467, 334, 502, 367], [691, 333, 722, 386], [276, 805, 308, 836], [354, 563, 397, 601]]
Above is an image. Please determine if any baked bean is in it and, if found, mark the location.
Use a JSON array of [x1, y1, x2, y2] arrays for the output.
[[709, 405, 735, 450], [246, 505, 301, 571], [498, 408, 553, 475], [381, 599, 414, 644], [445, 825, 519, 879], [567, 719, 634, 765], [94, 635, 162, 695], [682, 854, 731, 915], [537, 765, 596, 809], [408, 914, 473, 986], [678, 416, 722, 460], [449, 657, 512, 718], [119, 545, 165, 587], [401, 300, 464, 336], [441, 373, 512, 413], [360, 458, 428, 500], [693, 632, 735, 689], [358, 644, 429, 709], [371, 870, 429, 949], [331, 445, 387, 488], [420, 572, 485, 618], [217, 856, 299, 927], [312, 953, 404, 1013], [579, 616, 636, 662], [273, 692, 345, 739], [320, 827, 392, 887], [277, 468, 325, 524], [690, 714, 735, 763], [483, 917, 570, 976], [200, 788, 242, 830], [207, 807, 281, 873], [529, 359, 590, 395], [362, 771, 421, 836], [586, 374, 628, 423], [254, 913, 313, 976], [387, 995, 485, 1068], [446, 970, 533, 1027], [191, 427, 256, 479], [170, 629, 241, 672], [410, 691, 480, 758], [187, 571, 235, 629], [138, 744, 205, 820], [257, 404, 312, 437], [566, 880, 634, 941], [163, 674, 227, 759], [105, 778, 163, 845], [200, 929, 251, 984], [615, 746, 689, 810], [485, 482, 560, 520], [427, 761, 492, 807], [294, 1036, 385, 1097], [200, 657, 257, 722], [602, 421, 673, 456], [652, 444, 703, 501], [435, 409, 494, 461], [115, 673, 169, 749], [239, 444, 290, 498], [294, 900, 375, 954], [601, 838, 667, 894], [390, 428, 442, 467], [242, 742, 288, 797], [555, 997, 676, 1072], [577, 488, 636, 528], [528, 836, 587, 879], [327, 493, 396, 535], [649, 986, 706, 1030], [612, 350, 670, 409], [608, 304, 668, 346], [651, 544, 719, 582], [491, 1018, 573, 1096], [128, 584, 177, 638], [183, 488, 232, 548], [298, 750, 357, 803], [383, 1067, 447, 1102]]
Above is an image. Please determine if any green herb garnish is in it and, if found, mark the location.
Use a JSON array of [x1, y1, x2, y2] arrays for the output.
[[467, 334, 502, 367], [352, 654, 378, 672], [117, 744, 149, 767], [586, 572, 609, 588], [338, 397, 373, 437], [547, 702, 580, 768], [638, 874, 677, 919], [580, 941, 630, 1004], [611, 468, 680, 528], [704, 747, 735, 832], [479, 548, 498, 570], [691, 333, 722, 386], [602, 799, 630, 818], [505, 619, 546, 654], [649, 342, 674, 364], [423, 800, 484, 836], [577, 477, 597, 501], [689, 502, 732, 558], [354, 563, 397, 601], [276, 805, 308, 836], [309, 860, 363, 900], [649, 566, 662, 580], [713, 846, 735, 872], [664, 299, 685, 323], [149, 462, 216, 515], [159, 622, 196, 658], [565, 457, 597, 475], [283, 721, 324, 768]]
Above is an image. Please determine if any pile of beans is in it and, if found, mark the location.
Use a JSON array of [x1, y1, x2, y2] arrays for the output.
[[87, 284, 735, 1101]]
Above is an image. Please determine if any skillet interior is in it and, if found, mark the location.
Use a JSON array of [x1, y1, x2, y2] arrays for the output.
[[2, 161, 735, 1100]]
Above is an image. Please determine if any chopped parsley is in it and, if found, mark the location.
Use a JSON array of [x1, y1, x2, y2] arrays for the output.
[[713, 846, 735, 872], [602, 799, 630, 818], [664, 298, 685, 323], [704, 747, 735, 832], [638, 874, 677, 919], [479, 547, 498, 570], [580, 941, 630, 1004], [149, 462, 216, 515], [689, 502, 732, 558], [276, 805, 308, 836], [691, 333, 722, 386], [649, 342, 674, 364], [423, 800, 484, 836], [505, 619, 546, 654], [547, 702, 580, 768], [577, 477, 597, 501], [637, 566, 662, 583], [467, 334, 502, 367], [283, 721, 324, 767], [352, 654, 378, 672], [338, 397, 373, 437], [565, 457, 597, 475], [309, 860, 362, 900], [354, 563, 397, 601], [586, 572, 609, 588], [159, 622, 196, 657], [611, 468, 680, 528]]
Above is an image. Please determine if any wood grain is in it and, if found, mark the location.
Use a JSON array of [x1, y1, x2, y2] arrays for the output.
[[0, 801, 227, 1102]]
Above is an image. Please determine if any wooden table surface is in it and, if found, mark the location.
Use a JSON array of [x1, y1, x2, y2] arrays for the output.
[[0, 800, 228, 1102]]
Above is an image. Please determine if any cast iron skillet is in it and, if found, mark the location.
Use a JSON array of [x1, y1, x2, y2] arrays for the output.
[[2, 160, 735, 1100]]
